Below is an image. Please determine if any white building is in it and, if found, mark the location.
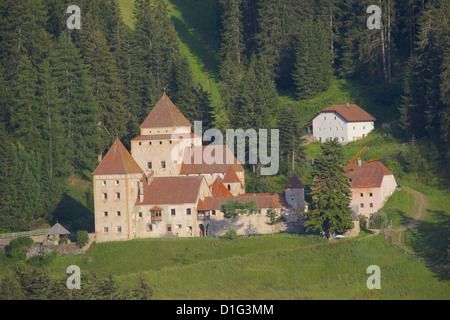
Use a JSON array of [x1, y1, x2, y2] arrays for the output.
[[312, 104, 376, 143]]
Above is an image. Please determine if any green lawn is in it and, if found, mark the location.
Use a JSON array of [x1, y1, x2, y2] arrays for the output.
[[43, 234, 449, 300]]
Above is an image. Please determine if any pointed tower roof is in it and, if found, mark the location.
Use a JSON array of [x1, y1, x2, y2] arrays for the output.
[[222, 166, 241, 184], [140, 93, 192, 128], [46, 222, 70, 235], [284, 174, 304, 189], [210, 177, 233, 197], [93, 139, 143, 175]]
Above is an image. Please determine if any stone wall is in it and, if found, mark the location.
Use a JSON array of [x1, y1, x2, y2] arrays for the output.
[[344, 221, 360, 238]]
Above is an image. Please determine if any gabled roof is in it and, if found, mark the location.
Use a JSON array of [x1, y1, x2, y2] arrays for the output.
[[46, 222, 70, 235], [197, 199, 210, 211], [93, 139, 143, 175], [140, 93, 192, 128], [222, 166, 241, 184], [210, 177, 233, 197], [317, 104, 376, 122], [344, 161, 393, 188], [179, 145, 244, 175], [137, 176, 204, 206], [284, 174, 304, 189]]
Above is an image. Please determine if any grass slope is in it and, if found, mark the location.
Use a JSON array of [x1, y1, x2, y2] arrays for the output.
[[45, 234, 449, 300]]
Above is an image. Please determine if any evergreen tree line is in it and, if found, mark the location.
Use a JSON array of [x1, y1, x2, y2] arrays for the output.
[[0, 0, 213, 232], [0, 264, 152, 300], [215, 0, 449, 175]]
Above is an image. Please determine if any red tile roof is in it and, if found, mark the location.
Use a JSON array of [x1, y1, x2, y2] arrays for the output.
[[137, 176, 204, 205], [197, 199, 210, 211], [318, 104, 376, 122], [140, 93, 192, 128], [179, 145, 244, 175], [222, 166, 241, 183], [210, 177, 233, 197], [93, 139, 143, 175], [344, 161, 393, 188]]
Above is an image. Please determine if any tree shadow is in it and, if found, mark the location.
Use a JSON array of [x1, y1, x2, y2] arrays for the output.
[[406, 210, 449, 281], [337, 79, 402, 126], [168, 0, 220, 81], [52, 193, 95, 234]]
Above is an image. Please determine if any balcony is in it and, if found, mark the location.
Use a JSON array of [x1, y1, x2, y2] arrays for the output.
[[197, 212, 210, 220]]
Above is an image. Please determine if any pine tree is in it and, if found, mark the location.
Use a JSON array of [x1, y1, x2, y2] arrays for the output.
[[305, 138, 353, 240], [278, 105, 305, 172], [84, 29, 127, 156], [292, 19, 333, 99], [50, 34, 98, 173]]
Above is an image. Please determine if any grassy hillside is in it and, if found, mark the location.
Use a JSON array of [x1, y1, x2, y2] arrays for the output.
[[118, 0, 223, 110], [44, 234, 449, 300]]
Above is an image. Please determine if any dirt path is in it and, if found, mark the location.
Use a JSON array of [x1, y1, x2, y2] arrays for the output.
[[390, 186, 428, 253]]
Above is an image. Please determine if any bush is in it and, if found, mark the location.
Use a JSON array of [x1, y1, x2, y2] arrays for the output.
[[221, 229, 237, 240], [6, 237, 34, 259], [58, 238, 69, 245], [76, 230, 89, 248], [370, 211, 389, 229]]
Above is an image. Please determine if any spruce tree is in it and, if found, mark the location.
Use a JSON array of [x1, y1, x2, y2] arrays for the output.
[[305, 138, 353, 240]]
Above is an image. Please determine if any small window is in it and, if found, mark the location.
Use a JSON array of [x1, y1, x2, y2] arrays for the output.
[[370, 203, 374, 208], [116, 226, 122, 233], [363, 126, 366, 130], [171, 209, 176, 216], [353, 126, 355, 130], [116, 211, 121, 217], [186, 208, 191, 215], [116, 192, 120, 200], [360, 193, 364, 197], [103, 227, 109, 233], [103, 211, 108, 217], [324, 117, 326, 120], [103, 193, 108, 200], [360, 203, 364, 208], [161, 161, 166, 169], [138, 212, 143, 218], [102, 181, 106, 187], [212, 210, 216, 216], [147, 162, 152, 170], [334, 116, 337, 120], [227, 184, 231, 191], [115, 180, 119, 186], [149, 141, 152, 145], [159, 141, 162, 145], [169, 141, 172, 144], [147, 224, 153, 231], [173, 160, 178, 165], [139, 142, 142, 146], [341, 137, 344, 141], [369, 193, 373, 197]]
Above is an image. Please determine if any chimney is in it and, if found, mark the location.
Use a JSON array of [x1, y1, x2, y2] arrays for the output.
[[357, 157, 362, 167], [345, 102, 350, 108]]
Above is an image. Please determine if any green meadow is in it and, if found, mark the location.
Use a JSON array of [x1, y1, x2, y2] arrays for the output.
[[45, 233, 449, 300]]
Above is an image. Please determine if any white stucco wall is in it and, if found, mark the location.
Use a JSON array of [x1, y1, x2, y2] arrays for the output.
[[312, 112, 374, 143]]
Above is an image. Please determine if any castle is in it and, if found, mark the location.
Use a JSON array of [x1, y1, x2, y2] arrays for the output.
[[92, 94, 306, 242]]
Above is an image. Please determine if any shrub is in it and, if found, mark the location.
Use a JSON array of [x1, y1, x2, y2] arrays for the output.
[[76, 230, 89, 248], [58, 238, 69, 245], [6, 237, 34, 259], [221, 229, 237, 240], [370, 211, 389, 229]]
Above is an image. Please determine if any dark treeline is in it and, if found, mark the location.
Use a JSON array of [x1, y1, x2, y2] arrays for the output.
[[215, 0, 449, 180], [0, 0, 448, 231], [0, 0, 213, 232]]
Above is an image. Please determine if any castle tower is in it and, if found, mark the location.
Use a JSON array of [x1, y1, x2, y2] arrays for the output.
[[93, 139, 143, 242], [222, 166, 245, 196], [284, 174, 305, 212], [131, 93, 202, 177]]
